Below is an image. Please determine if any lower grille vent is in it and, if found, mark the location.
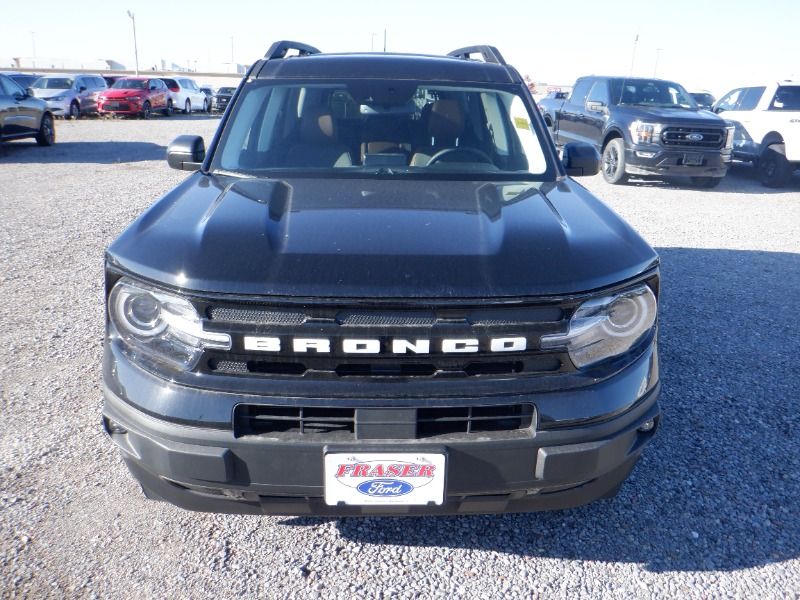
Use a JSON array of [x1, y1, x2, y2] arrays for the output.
[[235, 406, 355, 437], [418, 404, 534, 437]]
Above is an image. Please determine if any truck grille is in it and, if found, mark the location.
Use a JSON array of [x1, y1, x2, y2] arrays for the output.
[[233, 403, 534, 439], [661, 127, 724, 148], [199, 299, 575, 379]]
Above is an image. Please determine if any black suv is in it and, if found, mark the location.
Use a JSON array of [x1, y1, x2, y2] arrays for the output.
[[544, 76, 733, 187], [102, 42, 661, 516]]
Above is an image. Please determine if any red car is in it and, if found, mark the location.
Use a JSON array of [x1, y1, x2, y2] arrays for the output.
[[97, 77, 172, 119]]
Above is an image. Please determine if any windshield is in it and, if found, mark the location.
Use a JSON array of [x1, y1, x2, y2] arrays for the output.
[[690, 93, 715, 107], [212, 80, 551, 179], [770, 86, 800, 110], [218, 87, 236, 94], [112, 79, 147, 90], [612, 78, 697, 109], [33, 77, 73, 90]]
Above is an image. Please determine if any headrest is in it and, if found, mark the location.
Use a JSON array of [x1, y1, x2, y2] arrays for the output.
[[299, 106, 335, 142], [428, 99, 464, 140]]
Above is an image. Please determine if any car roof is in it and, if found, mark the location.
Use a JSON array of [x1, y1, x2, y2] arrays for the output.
[[255, 52, 517, 84]]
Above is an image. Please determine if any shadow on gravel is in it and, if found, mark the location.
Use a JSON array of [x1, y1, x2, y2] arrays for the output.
[[621, 163, 800, 194], [282, 248, 800, 573], [0, 141, 166, 163]]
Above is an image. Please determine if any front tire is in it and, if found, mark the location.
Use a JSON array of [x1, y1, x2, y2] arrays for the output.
[[162, 100, 173, 117], [758, 143, 792, 188], [690, 176, 723, 189], [68, 101, 80, 120], [184, 99, 191, 114], [602, 138, 627, 184], [203, 98, 209, 113], [35, 113, 55, 146], [140, 101, 152, 120]]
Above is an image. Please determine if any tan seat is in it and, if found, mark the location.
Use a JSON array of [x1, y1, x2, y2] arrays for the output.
[[286, 106, 352, 168], [410, 99, 466, 166]]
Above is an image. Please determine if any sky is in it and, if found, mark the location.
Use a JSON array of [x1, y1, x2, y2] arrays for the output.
[[2, 0, 798, 97]]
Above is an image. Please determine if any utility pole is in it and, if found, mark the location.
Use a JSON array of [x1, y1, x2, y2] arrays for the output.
[[31, 32, 36, 68], [230, 37, 234, 65], [371, 33, 375, 51], [127, 11, 139, 75], [653, 48, 663, 77], [383, 28, 387, 52], [629, 34, 639, 76]]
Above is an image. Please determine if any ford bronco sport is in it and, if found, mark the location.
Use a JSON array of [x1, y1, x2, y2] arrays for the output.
[[102, 42, 661, 515]]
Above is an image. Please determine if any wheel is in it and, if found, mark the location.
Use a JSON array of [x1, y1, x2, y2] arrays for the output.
[[68, 101, 80, 120], [162, 100, 173, 117], [690, 176, 723, 189], [184, 99, 191, 114], [602, 138, 627, 184], [35, 113, 55, 146], [202, 98, 209, 113], [758, 143, 792, 188], [140, 101, 152, 120]]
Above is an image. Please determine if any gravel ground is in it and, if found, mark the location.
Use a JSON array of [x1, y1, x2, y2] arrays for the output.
[[1, 116, 799, 599]]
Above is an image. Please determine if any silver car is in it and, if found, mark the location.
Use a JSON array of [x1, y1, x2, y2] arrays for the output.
[[30, 74, 107, 119], [160, 77, 209, 114]]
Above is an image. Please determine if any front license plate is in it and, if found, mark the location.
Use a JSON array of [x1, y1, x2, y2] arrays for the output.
[[324, 453, 446, 506], [683, 153, 704, 166], [107, 102, 119, 109]]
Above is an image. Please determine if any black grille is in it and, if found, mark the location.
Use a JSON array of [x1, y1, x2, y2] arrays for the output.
[[234, 403, 535, 439], [235, 405, 355, 438], [200, 299, 574, 379], [661, 127, 724, 148], [417, 404, 534, 437]]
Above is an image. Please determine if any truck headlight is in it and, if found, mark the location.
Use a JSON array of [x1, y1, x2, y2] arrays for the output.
[[724, 126, 735, 149], [541, 284, 657, 369], [109, 278, 230, 371], [629, 121, 663, 144]]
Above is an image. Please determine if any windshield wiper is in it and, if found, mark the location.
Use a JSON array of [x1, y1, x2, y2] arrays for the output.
[[210, 168, 256, 179]]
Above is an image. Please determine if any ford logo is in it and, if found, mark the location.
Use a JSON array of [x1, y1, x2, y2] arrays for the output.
[[686, 133, 704, 141], [356, 479, 414, 497]]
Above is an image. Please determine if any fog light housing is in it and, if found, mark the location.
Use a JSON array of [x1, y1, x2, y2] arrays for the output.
[[635, 151, 656, 158], [638, 419, 655, 433]]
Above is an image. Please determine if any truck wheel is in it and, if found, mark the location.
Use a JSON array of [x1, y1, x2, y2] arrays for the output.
[[602, 138, 627, 184], [690, 176, 722, 189], [758, 143, 792, 188]]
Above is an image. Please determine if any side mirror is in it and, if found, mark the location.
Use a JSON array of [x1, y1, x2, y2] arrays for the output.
[[26, 87, 34, 97], [562, 142, 600, 177], [79, 86, 87, 92], [167, 135, 205, 171], [586, 100, 606, 113], [150, 85, 157, 91]]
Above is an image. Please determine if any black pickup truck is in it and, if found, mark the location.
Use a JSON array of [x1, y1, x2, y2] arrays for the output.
[[541, 76, 733, 187]]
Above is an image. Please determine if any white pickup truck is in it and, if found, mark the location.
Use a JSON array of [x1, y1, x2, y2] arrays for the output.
[[714, 81, 800, 187]]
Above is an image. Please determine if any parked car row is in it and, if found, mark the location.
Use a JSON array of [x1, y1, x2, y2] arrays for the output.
[[538, 75, 799, 188], [0, 71, 230, 120]]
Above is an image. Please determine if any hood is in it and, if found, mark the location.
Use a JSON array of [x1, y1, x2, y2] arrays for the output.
[[107, 175, 658, 298], [615, 104, 727, 126], [102, 89, 146, 98], [32, 88, 70, 98]]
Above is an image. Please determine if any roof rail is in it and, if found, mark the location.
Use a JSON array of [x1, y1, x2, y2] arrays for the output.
[[264, 41, 321, 60], [447, 45, 507, 66]]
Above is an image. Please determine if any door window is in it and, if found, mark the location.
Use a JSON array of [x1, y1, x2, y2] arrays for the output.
[[568, 79, 592, 105], [716, 89, 743, 112], [587, 80, 609, 106]]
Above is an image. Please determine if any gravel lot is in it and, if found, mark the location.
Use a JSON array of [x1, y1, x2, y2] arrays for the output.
[[1, 116, 799, 599]]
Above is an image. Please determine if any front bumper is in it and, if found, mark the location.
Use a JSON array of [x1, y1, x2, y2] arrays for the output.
[[102, 343, 661, 516], [98, 100, 143, 116], [625, 144, 731, 177], [42, 98, 69, 115]]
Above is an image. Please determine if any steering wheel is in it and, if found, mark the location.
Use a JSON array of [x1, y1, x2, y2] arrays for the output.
[[426, 147, 493, 166]]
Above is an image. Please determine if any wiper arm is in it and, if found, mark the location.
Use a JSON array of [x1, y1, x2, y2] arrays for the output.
[[209, 168, 255, 179]]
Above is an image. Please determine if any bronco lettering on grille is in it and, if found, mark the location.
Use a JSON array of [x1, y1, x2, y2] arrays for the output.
[[242, 336, 528, 354]]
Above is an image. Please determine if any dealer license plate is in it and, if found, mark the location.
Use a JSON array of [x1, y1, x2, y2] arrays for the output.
[[683, 153, 704, 166], [324, 453, 446, 506]]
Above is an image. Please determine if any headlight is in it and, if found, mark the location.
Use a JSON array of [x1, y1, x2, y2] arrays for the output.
[[724, 125, 735, 149], [541, 284, 657, 369], [629, 121, 663, 144], [50, 95, 66, 101], [127, 96, 142, 101], [109, 278, 230, 371]]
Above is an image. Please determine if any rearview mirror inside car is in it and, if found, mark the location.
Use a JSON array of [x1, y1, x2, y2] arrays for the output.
[[562, 142, 600, 177], [167, 135, 205, 171]]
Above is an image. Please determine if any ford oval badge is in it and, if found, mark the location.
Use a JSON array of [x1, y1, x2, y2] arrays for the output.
[[686, 133, 704, 141], [356, 479, 414, 497]]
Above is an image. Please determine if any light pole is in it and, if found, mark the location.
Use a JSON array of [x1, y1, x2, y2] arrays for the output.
[[653, 48, 663, 77], [127, 10, 139, 75], [31, 31, 36, 68], [230, 36, 234, 65], [629, 34, 639, 76], [371, 33, 375, 51]]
